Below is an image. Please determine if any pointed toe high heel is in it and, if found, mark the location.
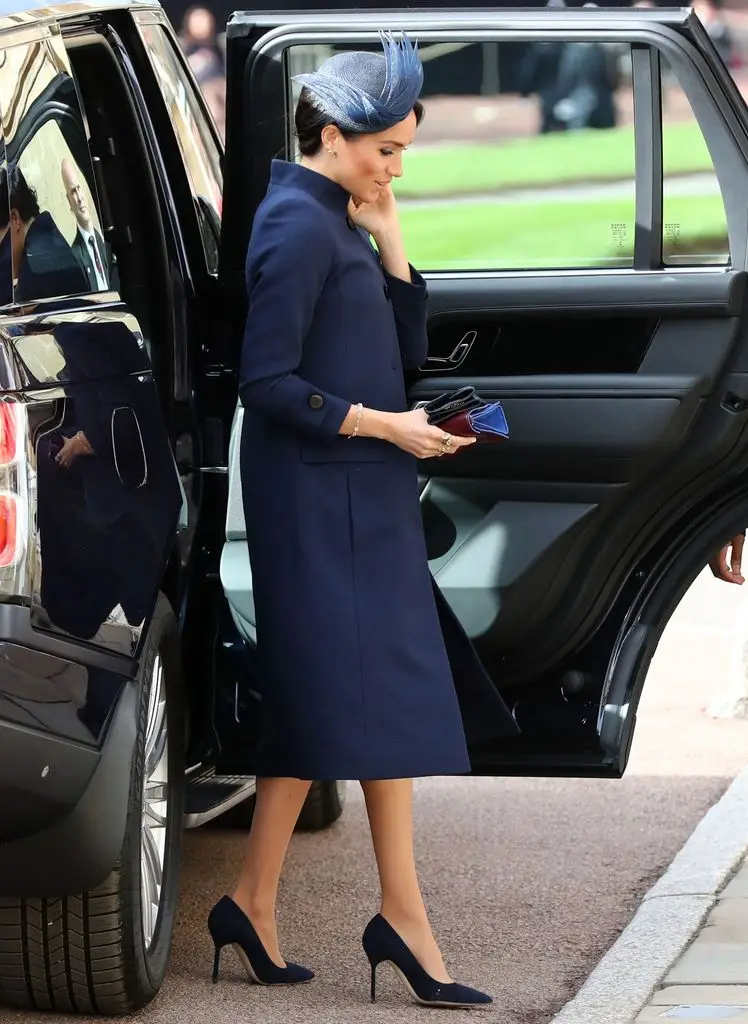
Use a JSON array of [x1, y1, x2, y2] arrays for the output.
[[208, 895, 314, 986], [362, 914, 492, 1009]]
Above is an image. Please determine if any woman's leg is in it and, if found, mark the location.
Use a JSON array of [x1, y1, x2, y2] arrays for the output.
[[232, 776, 312, 966], [361, 778, 451, 982]]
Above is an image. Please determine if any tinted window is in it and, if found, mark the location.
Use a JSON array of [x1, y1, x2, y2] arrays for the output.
[[0, 37, 115, 304], [0, 141, 12, 308]]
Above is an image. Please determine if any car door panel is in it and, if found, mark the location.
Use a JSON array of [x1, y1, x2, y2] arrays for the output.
[[0, 28, 184, 665], [412, 375, 705, 465], [217, 8, 748, 778]]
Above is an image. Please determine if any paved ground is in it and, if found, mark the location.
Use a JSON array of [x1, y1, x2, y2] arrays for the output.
[[9, 569, 748, 1024], [636, 859, 748, 1024]]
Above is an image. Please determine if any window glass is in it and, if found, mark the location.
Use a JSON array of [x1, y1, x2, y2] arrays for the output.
[[0, 142, 11, 307], [0, 38, 114, 303], [287, 39, 635, 272], [660, 56, 729, 266], [136, 22, 223, 275]]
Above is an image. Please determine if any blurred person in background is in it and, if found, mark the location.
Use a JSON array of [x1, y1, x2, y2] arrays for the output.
[[693, 0, 735, 68], [180, 4, 226, 137], [520, 0, 617, 134]]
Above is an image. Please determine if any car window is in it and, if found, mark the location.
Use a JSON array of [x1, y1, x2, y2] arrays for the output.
[[660, 55, 729, 266], [287, 39, 636, 272], [0, 37, 116, 304], [0, 141, 11, 308], [286, 37, 732, 274], [135, 21, 223, 276]]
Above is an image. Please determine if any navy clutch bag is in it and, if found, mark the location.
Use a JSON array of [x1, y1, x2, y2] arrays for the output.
[[423, 386, 509, 444]]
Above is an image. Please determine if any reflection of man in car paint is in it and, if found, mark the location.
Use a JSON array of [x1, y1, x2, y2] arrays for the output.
[[61, 158, 109, 291], [8, 165, 89, 303]]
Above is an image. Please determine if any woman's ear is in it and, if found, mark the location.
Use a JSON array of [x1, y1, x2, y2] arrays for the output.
[[320, 124, 341, 157]]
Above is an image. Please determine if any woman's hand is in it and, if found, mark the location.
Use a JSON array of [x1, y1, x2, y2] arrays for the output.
[[55, 430, 94, 469], [348, 188, 400, 242], [384, 408, 476, 459]]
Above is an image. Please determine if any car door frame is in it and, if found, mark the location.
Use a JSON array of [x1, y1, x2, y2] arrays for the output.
[[218, 7, 748, 778]]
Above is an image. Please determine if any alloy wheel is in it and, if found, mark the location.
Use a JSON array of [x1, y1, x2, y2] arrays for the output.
[[141, 653, 169, 951]]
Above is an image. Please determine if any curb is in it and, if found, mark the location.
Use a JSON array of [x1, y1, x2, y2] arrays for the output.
[[548, 766, 748, 1024]]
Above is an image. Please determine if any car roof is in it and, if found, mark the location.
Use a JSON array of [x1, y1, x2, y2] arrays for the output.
[[0, 0, 160, 36]]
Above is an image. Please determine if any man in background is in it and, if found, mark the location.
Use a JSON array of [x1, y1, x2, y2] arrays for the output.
[[61, 157, 109, 292], [179, 4, 225, 136]]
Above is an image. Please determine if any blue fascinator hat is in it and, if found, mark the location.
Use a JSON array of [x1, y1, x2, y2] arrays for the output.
[[292, 31, 424, 133]]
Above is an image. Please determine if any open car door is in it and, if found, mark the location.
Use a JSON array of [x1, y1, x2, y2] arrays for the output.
[[218, 6, 748, 778]]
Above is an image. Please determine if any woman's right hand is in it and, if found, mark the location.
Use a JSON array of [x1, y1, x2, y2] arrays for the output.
[[384, 408, 476, 459]]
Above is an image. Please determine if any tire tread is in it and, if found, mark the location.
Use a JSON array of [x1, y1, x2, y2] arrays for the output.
[[0, 594, 184, 1016]]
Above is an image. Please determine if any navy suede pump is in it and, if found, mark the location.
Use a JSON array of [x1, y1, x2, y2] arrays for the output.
[[208, 895, 314, 986], [362, 914, 492, 1008]]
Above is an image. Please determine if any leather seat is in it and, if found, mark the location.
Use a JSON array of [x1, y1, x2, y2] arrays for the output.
[[219, 403, 257, 644]]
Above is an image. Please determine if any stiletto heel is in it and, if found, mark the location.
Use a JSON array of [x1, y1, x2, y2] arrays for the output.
[[207, 896, 314, 986], [362, 914, 492, 1009], [370, 962, 377, 1003]]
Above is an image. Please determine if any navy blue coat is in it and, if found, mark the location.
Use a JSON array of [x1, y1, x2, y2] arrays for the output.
[[239, 160, 517, 780]]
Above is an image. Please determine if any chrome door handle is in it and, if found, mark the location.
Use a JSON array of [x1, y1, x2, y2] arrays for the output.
[[423, 330, 477, 372]]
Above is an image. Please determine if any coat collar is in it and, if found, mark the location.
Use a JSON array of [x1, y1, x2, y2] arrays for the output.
[[269, 159, 350, 216]]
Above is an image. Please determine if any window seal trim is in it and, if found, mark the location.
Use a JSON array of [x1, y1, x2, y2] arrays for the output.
[[632, 44, 663, 271]]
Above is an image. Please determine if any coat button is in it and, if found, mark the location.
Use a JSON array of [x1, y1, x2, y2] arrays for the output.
[[308, 394, 324, 410]]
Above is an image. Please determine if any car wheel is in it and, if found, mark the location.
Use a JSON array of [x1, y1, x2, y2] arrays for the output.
[[214, 779, 346, 832], [296, 779, 347, 831], [0, 594, 185, 1016]]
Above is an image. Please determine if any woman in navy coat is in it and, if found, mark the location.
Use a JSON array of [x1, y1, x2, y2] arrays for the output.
[[207, 33, 517, 1009]]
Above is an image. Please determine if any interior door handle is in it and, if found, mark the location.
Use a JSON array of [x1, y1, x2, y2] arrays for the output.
[[423, 330, 477, 372]]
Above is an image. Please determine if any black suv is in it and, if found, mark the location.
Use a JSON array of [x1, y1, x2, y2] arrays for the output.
[[0, 0, 746, 1016]]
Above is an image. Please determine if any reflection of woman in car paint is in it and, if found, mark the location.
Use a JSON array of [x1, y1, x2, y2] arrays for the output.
[[28, 315, 179, 639], [8, 165, 88, 303]]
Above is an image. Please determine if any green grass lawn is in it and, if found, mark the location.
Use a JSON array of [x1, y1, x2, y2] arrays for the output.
[[399, 192, 729, 270], [395, 120, 713, 198]]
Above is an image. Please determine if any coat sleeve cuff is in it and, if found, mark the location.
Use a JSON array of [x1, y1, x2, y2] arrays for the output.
[[291, 387, 351, 440], [385, 264, 428, 304], [240, 376, 351, 441]]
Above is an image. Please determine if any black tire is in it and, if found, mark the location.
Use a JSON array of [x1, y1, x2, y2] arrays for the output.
[[0, 594, 185, 1016], [296, 780, 347, 832], [214, 779, 346, 832]]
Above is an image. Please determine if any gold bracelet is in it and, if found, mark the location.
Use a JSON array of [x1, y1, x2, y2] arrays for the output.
[[349, 402, 363, 439]]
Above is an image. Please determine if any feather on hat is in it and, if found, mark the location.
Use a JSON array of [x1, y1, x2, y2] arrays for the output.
[[292, 31, 424, 133]]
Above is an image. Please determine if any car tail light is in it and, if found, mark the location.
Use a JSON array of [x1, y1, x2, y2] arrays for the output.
[[0, 404, 17, 467], [0, 401, 30, 599], [0, 495, 19, 568]]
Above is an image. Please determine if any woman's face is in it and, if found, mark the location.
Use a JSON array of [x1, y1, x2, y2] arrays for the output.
[[325, 111, 418, 204]]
